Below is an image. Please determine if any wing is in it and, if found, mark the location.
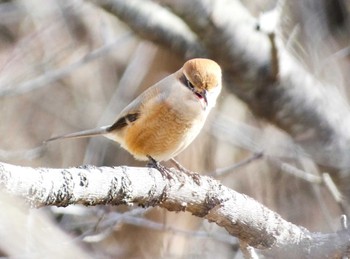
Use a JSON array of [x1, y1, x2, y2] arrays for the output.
[[107, 113, 140, 132], [107, 72, 178, 132]]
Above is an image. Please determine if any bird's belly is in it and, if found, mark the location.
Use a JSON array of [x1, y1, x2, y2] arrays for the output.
[[123, 102, 204, 161]]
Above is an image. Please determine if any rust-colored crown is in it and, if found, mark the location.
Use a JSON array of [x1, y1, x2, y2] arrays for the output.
[[183, 58, 222, 91]]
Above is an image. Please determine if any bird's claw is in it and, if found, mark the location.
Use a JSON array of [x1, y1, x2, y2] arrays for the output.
[[147, 157, 201, 185], [181, 169, 201, 185], [147, 156, 173, 180], [170, 158, 201, 185]]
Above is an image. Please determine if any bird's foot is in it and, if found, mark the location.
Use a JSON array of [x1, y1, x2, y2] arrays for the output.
[[170, 158, 201, 185], [147, 156, 173, 180]]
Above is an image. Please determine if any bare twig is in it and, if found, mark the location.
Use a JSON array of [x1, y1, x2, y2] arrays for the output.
[[275, 160, 322, 184], [322, 173, 348, 216], [212, 151, 263, 177], [240, 240, 259, 259], [273, 159, 349, 217], [83, 210, 237, 245], [341, 215, 348, 230], [322, 173, 343, 203]]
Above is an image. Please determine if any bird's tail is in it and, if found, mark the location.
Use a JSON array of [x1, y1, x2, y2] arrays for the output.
[[44, 126, 111, 143]]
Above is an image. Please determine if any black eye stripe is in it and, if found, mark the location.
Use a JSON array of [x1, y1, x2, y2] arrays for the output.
[[180, 74, 195, 91], [179, 74, 188, 86]]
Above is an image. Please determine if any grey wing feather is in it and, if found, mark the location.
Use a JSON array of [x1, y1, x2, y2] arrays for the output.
[[108, 79, 166, 129]]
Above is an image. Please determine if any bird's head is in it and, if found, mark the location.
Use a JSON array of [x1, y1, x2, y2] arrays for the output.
[[181, 58, 222, 110]]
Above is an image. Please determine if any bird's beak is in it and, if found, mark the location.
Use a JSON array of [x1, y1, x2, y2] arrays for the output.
[[194, 89, 208, 109]]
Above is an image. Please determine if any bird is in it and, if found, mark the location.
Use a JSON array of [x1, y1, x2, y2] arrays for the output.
[[45, 58, 222, 178]]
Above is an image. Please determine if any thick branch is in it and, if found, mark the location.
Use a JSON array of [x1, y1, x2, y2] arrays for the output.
[[98, 0, 205, 58], [0, 162, 349, 257]]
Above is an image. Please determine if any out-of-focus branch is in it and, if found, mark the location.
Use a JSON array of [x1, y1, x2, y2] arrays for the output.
[[98, 0, 205, 58], [91, 0, 350, 172], [0, 161, 350, 257], [0, 32, 132, 97], [0, 146, 44, 160], [0, 190, 92, 258]]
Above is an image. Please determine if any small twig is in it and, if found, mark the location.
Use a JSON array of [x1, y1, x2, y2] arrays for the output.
[[322, 173, 343, 203], [240, 240, 259, 259], [256, 8, 279, 81], [212, 151, 263, 177], [268, 32, 279, 81], [340, 215, 348, 231], [273, 159, 348, 218], [322, 173, 348, 217], [86, 211, 237, 245], [272, 159, 322, 184]]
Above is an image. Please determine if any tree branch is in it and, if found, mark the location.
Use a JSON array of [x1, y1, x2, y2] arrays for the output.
[[0, 162, 349, 257], [98, 0, 206, 58]]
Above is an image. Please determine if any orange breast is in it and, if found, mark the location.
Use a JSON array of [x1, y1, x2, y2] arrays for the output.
[[123, 102, 192, 161]]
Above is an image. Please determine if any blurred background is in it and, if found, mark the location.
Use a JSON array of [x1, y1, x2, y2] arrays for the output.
[[0, 0, 350, 258]]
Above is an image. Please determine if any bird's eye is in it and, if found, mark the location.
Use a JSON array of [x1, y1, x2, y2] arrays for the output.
[[187, 79, 194, 89]]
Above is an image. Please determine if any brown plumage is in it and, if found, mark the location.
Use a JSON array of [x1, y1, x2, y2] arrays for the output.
[[45, 58, 222, 162]]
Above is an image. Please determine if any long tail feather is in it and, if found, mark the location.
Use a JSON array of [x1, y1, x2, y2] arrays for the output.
[[44, 126, 111, 143]]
